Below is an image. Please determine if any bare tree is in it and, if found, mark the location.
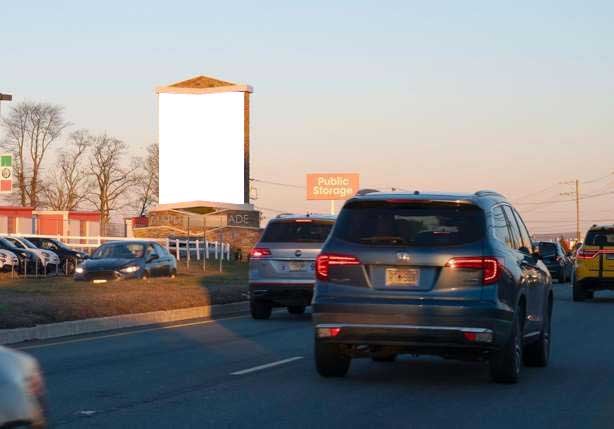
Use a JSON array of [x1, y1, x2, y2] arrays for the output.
[[86, 134, 137, 231], [0, 101, 69, 207], [42, 130, 91, 210], [133, 142, 159, 217]]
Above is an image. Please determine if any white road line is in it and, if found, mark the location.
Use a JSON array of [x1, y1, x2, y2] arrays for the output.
[[230, 356, 304, 376]]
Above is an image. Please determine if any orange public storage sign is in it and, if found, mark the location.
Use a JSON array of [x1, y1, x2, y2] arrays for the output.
[[306, 173, 360, 200]]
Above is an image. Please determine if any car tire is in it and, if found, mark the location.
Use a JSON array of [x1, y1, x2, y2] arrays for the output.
[[287, 305, 306, 315], [572, 280, 587, 301], [524, 296, 552, 367], [250, 301, 272, 320], [170, 268, 177, 279], [315, 340, 350, 377], [490, 308, 522, 384]]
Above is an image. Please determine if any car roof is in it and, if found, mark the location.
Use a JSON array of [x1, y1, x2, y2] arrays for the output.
[[347, 190, 508, 209], [270, 213, 336, 222], [102, 240, 157, 246], [588, 224, 614, 231]]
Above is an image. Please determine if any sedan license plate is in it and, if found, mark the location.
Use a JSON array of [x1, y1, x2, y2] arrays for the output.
[[385, 268, 419, 287], [289, 261, 307, 272], [92, 279, 108, 284]]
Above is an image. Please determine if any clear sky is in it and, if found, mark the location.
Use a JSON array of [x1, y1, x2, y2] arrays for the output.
[[1, 1, 613, 234]]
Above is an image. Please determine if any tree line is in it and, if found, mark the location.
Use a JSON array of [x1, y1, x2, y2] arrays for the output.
[[0, 101, 158, 230]]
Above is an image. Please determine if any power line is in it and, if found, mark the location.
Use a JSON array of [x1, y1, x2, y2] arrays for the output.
[[251, 178, 305, 189]]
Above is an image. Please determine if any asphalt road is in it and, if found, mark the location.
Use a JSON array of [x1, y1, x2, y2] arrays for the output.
[[19, 283, 614, 429]]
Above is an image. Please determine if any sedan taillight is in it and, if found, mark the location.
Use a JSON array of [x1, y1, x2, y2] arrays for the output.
[[249, 247, 271, 259], [316, 253, 361, 281], [445, 257, 501, 285]]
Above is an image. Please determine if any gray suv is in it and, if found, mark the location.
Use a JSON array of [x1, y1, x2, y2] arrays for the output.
[[249, 214, 335, 319], [313, 191, 552, 383]]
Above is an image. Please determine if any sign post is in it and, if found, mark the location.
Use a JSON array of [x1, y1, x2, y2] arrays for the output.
[[306, 173, 360, 214]]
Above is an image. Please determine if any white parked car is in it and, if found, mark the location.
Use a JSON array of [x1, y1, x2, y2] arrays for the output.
[[0, 248, 19, 272], [3, 237, 61, 270], [0, 345, 47, 428]]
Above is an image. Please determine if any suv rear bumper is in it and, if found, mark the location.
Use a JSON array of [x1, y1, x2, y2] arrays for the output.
[[312, 301, 513, 352], [315, 323, 498, 357], [575, 277, 614, 291], [249, 282, 314, 307]]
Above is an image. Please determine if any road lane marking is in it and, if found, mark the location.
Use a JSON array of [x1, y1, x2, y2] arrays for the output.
[[18, 309, 289, 351], [230, 356, 304, 376]]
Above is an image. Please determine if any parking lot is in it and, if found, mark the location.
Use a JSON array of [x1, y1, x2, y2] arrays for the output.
[[19, 283, 614, 429]]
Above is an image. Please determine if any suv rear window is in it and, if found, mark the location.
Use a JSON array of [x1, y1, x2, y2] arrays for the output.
[[260, 220, 334, 243], [538, 242, 558, 257], [585, 229, 614, 247], [334, 200, 485, 246]]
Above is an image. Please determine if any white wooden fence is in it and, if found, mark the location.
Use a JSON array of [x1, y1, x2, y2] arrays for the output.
[[6, 233, 231, 261]]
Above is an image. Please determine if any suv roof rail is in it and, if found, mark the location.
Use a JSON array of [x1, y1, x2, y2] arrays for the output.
[[474, 190, 505, 198], [355, 188, 380, 196], [275, 213, 295, 218]]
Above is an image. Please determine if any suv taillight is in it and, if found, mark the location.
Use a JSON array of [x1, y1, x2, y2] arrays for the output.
[[316, 253, 361, 281], [445, 257, 501, 285], [577, 248, 598, 259], [249, 247, 272, 259]]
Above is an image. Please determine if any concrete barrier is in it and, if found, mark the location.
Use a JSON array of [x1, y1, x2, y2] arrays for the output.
[[0, 301, 249, 345]]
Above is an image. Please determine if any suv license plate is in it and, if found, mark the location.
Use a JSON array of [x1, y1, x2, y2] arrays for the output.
[[386, 268, 419, 287], [289, 261, 307, 272]]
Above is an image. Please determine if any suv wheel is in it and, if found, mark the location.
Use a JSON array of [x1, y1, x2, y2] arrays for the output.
[[524, 296, 552, 367], [315, 340, 350, 377], [572, 280, 591, 301], [287, 305, 306, 315], [250, 301, 272, 320], [490, 309, 522, 384]]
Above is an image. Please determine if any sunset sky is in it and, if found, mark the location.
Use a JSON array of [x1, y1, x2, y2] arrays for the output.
[[1, 1, 613, 234]]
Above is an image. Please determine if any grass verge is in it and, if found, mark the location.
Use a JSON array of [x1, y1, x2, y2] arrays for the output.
[[0, 261, 248, 329]]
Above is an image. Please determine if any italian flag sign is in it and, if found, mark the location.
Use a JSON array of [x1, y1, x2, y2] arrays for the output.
[[0, 154, 12, 193]]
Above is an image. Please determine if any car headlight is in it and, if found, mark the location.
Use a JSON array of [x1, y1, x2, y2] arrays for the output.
[[75, 267, 84, 274], [120, 265, 140, 273]]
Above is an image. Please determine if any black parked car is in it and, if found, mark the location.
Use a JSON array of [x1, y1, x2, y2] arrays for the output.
[[0, 237, 40, 274], [313, 190, 552, 383], [26, 236, 89, 274], [537, 241, 573, 283], [74, 240, 177, 282]]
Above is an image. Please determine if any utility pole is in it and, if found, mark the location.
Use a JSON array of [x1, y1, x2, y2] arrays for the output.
[[561, 179, 581, 243]]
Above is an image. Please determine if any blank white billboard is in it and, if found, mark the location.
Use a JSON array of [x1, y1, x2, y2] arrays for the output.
[[158, 91, 245, 205]]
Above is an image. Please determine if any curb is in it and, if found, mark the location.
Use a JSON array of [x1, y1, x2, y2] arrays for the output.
[[0, 301, 249, 345]]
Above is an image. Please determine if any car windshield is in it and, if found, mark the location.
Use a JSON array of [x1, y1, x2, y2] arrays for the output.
[[0, 238, 18, 249], [17, 238, 39, 249], [538, 242, 558, 257], [585, 229, 614, 247], [92, 243, 146, 259], [334, 200, 485, 246], [260, 220, 334, 243], [6, 238, 25, 249]]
